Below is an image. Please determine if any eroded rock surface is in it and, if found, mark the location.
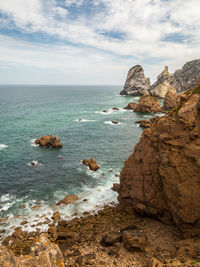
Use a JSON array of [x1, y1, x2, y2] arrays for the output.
[[163, 90, 178, 111], [133, 95, 163, 113], [35, 135, 62, 148], [120, 65, 151, 96], [119, 87, 200, 236], [56, 195, 79, 206], [82, 158, 99, 171]]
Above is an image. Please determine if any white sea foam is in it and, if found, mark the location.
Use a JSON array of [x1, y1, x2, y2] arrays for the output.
[[30, 139, 39, 147], [95, 109, 113, 115], [28, 160, 39, 166], [0, 144, 8, 150], [74, 119, 96, 122], [104, 121, 122, 125]]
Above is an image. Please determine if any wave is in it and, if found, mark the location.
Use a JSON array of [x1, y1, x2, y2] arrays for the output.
[[27, 160, 40, 166], [104, 121, 123, 125], [30, 139, 39, 147], [0, 144, 8, 150], [74, 119, 96, 122]]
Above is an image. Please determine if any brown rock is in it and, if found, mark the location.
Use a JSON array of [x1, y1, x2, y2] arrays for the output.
[[20, 221, 28, 225], [112, 107, 119, 110], [122, 230, 148, 252], [35, 135, 62, 148], [56, 195, 79, 206], [133, 95, 163, 113], [119, 89, 200, 236], [111, 121, 118, 124], [100, 231, 122, 246], [148, 258, 163, 267], [163, 90, 178, 110], [76, 253, 96, 266], [82, 158, 99, 171], [32, 204, 41, 209], [123, 102, 137, 110], [52, 211, 61, 221], [111, 183, 120, 192]]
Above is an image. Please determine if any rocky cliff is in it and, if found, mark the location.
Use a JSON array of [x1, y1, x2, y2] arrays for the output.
[[119, 82, 200, 236], [120, 65, 151, 96], [170, 59, 200, 93]]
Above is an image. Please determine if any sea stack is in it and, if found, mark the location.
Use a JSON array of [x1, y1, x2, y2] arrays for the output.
[[120, 65, 151, 96], [35, 135, 62, 148], [119, 81, 200, 236]]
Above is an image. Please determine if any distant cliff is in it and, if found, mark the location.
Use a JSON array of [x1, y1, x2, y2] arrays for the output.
[[119, 80, 200, 236], [121, 59, 200, 98]]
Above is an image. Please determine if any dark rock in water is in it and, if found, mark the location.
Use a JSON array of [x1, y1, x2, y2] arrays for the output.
[[103, 110, 108, 113], [150, 66, 176, 98], [124, 102, 137, 110], [100, 232, 122, 246], [56, 195, 79, 206], [82, 158, 99, 171], [112, 107, 119, 110], [35, 135, 62, 148], [133, 95, 163, 113], [169, 59, 200, 93], [119, 86, 200, 236], [122, 230, 148, 252], [111, 183, 120, 192], [111, 121, 118, 124], [120, 65, 151, 96]]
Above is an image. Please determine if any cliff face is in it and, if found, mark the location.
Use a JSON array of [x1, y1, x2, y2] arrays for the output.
[[170, 59, 200, 93], [120, 65, 151, 96], [119, 86, 200, 236]]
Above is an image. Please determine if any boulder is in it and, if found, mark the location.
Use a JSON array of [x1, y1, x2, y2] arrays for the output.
[[123, 102, 137, 110], [122, 230, 148, 252], [119, 86, 200, 236], [0, 234, 64, 267], [56, 195, 79, 206], [134, 95, 163, 113], [100, 231, 122, 246], [163, 90, 178, 110], [82, 158, 99, 171], [120, 65, 151, 96], [35, 135, 62, 148], [112, 107, 119, 110], [150, 66, 177, 98], [111, 121, 118, 124], [169, 59, 200, 93], [147, 258, 163, 267], [52, 211, 61, 221], [111, 183, 120, 192]]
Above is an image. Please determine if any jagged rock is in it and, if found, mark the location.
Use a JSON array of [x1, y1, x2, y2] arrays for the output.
[[150, 66, 177, 98], [111, 183, 120, 192], [0, 234, 64, 267], [163, 90, 178, 110], [123, 102, 137, 110], [119, 86, 200, 236], [120, 65, 151, 96], [122, 230, 148, 252], [35, 135, 62, 148], [147, 258, 163, 267], [133, 95, 163, 113], [56, 195, 79, 206], [100, 231, 122, 246], [169, 59, 200, 93], [82, 158, 99, 171], [52, 211, 61, 221]]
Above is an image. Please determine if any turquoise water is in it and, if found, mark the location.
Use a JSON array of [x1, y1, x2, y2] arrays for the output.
[[0, 85, 155, 238]]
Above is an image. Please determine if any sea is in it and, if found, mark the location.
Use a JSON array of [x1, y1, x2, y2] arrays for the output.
[[0, 85, 159, 240]]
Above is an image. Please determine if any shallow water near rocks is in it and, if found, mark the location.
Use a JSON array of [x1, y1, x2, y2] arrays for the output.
[[0, 85, 159, 239]]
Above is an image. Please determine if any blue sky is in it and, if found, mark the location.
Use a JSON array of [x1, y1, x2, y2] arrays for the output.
[[0, 0, 199, 84]]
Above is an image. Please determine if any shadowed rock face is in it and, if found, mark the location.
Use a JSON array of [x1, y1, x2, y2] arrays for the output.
[[120, 65, 151, 96], [169, 59, 200, 93], [163, 91, 178, 111], [119, 88, 200, 236]]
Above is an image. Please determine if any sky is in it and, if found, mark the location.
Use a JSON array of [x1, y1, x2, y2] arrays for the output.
[[0, 0, 199, 85]]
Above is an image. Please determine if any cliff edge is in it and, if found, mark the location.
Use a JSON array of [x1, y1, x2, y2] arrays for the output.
[[119, 81, 200, 236]]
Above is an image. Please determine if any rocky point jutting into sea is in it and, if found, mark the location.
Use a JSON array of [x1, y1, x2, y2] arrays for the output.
[[0, 62, 200, 266]]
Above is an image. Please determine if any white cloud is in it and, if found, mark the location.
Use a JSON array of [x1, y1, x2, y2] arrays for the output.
[[0, 0, 200, 83]]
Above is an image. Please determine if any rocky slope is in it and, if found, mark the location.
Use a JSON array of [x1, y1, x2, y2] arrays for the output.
[[119, 83, 200, 236], [170, 59, 200, 92], [120, 65, 151, 96]]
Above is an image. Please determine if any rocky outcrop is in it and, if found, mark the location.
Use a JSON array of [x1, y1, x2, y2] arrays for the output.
[[120, 65, 151, 96], [135, 117, 159, 128], [163, 91, 178, 111], [133, 95, 163, 113], [119, 85, 200, 236], [0, 234, 64, 267], [124, 102, 137, 110], [82, 158, 99, 171], [169, 59, 200, 93], [35, 135, 62, 148], [56, 195, 79, 206], [150, 66, 177, 98]]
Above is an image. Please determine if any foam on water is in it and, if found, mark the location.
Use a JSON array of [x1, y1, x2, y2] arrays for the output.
[[104, 121, 123, 125], [0, 144, 8, 150], [74, 119, 96, 122], [30, 139, 39, 147]]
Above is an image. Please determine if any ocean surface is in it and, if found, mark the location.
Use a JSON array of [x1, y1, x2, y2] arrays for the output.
[[0, 85, 158, 240]]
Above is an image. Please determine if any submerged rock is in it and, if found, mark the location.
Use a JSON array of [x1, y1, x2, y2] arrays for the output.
[[111, 121, 119, 124], [134, 95, 163, 113], [120, 65, 151, 96], [119, 85, 200, 236], [82, 158, 99, 171], [112, 107, 119, 110], [35, 135, 62, 148], [56, 195, 79, 206], [150, 66, 177, 98]]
